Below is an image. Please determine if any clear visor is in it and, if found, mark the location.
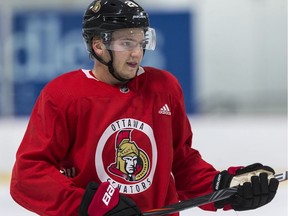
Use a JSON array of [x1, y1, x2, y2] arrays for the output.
[[100, 27, 156, 51]]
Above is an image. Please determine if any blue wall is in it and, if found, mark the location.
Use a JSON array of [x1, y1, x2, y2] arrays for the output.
[[10, 10, 195, 115]]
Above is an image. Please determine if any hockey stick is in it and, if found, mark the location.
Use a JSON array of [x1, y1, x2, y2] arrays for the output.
[[143, 171, 288, 216]]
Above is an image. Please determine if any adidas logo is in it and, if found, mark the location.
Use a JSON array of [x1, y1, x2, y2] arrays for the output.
[[158, 104, 171, 115]]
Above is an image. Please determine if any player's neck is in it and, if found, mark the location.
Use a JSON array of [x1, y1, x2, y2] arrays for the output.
[[92, 65, 123, 86]]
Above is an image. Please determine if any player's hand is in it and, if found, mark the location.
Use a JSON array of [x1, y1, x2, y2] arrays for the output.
[[79, 182, 142, 216], [213, 163, 279, 211]]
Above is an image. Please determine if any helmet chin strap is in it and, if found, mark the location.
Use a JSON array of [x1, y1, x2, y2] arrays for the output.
[[92, 50, 136, 83]]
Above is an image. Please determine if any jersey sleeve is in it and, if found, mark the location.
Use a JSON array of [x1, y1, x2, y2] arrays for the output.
[[170, 78, 219, 211], [10, 89, 84, 216]]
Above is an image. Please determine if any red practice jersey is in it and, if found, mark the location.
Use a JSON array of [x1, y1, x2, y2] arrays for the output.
[[10, 67, 218, 215]]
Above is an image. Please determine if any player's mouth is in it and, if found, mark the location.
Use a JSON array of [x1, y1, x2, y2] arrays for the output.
[[127, 62, 138, 68]]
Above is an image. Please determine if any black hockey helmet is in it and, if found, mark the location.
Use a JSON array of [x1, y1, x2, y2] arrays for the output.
[[82, 0, 155, 58]]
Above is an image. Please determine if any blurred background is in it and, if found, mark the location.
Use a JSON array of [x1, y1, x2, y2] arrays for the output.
[[0, 0, 287, 215]]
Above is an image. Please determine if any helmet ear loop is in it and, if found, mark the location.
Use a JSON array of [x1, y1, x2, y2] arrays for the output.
[[106, 49, 130, 83], [107, 49, 115, 76]]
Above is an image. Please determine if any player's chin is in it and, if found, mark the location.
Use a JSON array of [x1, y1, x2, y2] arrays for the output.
[[123, 73, 137, 80], [123, 68, 138, 79]]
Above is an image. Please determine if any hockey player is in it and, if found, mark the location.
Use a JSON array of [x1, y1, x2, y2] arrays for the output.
[[10, 0, 279, 215]]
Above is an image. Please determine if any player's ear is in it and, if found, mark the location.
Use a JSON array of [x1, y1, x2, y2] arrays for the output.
[[92, 38, 104, 55]]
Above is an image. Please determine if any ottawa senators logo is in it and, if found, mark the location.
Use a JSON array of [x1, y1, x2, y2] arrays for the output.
[[108, 130, 149, 181], [95, 118, 157, 194]]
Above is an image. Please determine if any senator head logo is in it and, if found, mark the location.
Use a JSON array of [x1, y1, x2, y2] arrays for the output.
[[108, 130, 149, 181]]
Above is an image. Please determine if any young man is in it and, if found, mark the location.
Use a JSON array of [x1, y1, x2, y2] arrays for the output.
[[10, 0, 279, 215]]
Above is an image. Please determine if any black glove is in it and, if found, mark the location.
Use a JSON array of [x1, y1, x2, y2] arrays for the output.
[[79, 182, 142, 216], [213, 163, 279, 211]]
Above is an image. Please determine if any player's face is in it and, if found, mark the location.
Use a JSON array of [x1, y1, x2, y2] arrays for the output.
[[107, 28, 145, 80]]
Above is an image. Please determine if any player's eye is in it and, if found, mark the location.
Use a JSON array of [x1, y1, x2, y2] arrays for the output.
[[120, 40, 137, 49]]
